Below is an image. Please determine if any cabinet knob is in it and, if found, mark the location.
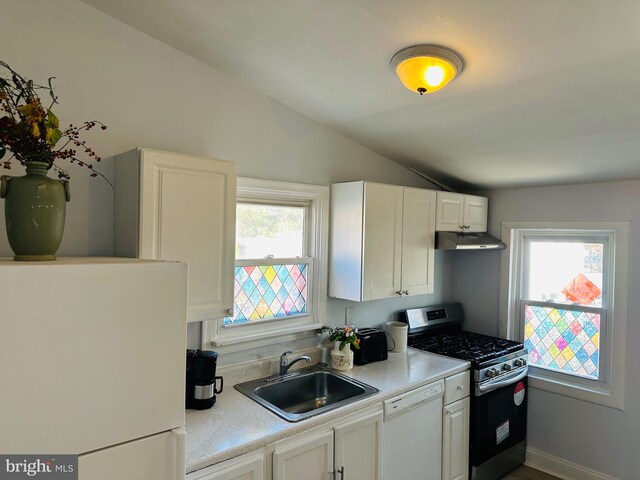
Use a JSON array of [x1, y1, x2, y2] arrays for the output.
[[402, 290, 409, 295], [227, 308, 234, 316], [395, 290, 403, 296]]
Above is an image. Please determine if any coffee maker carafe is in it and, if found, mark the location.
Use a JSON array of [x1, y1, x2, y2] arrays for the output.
[[185, 349, 223, 410]]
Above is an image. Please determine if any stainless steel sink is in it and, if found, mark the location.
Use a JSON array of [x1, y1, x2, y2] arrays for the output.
[[234, 364, 379, 422]]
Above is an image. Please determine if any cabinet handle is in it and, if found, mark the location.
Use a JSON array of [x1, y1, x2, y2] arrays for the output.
[[445, 408, 452, 415], [402, 290, 409, 296], [337, 466, 344, 479], [395, 290, 403, 296], [226, 308, 234, 316]]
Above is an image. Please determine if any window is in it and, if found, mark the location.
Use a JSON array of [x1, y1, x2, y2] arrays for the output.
[[204, 178, 329, 349], [501, 222, 629, 409], [225, 202, 310, 324], [522, 237, 606, 380]]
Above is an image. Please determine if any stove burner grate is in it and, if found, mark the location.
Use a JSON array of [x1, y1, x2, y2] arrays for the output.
[[408, 330, 524, 363]]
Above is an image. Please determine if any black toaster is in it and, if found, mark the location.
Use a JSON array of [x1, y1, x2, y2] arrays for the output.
[[353, 328, 388, 365]]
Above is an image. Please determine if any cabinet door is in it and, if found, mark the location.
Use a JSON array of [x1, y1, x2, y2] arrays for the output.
[[188, 451, 264, 480], [139, 150, 236, 321], [442, 397, 470, 480], [463, 195, 488, 233], [401, 188, 436, 296], [273, 430, 334, 480], [334, 411, 383, 480], [362, 183, 403, 300], [435, 191, 464, 232]]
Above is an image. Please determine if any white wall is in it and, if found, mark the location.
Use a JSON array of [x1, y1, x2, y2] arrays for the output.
[[451, 179, 640, 480], [1, 0, 451, 349]]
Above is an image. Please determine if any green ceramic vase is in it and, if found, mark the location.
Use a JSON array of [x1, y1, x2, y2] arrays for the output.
[[0, 161, 70, 261]]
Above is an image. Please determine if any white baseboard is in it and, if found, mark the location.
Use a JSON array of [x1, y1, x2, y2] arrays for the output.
[[525, 447, 617, 480]]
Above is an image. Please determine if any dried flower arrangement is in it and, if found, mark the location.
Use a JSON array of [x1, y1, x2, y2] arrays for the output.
[[0, 60, 110, 185]]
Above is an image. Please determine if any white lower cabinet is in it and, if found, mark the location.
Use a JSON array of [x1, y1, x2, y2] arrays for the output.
[[442, 372, 471, 480], [273, 410, 383, 480], [187, 450, 265, 480], [273, 430, 333, 480], [334, 411, 383, 480]]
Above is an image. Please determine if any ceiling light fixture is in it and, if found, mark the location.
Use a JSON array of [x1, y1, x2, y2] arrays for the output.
[[390, 45, 463, 95]]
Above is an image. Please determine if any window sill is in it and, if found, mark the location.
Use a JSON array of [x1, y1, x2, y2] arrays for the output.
[[202, 318, 325, 355], [528, 370, 624, 411]]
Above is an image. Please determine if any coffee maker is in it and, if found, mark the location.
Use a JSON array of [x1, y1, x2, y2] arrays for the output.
[[185, 349, 223, 410]]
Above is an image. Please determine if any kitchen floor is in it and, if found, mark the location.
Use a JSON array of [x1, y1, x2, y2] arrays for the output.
[[501, 465, 561, 479]]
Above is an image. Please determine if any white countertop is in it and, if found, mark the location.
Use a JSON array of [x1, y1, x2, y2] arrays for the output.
[[185, 348, 469, 474]]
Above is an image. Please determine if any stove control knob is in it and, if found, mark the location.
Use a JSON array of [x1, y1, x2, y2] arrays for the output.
[[514, 358, 526, 368], [486, 368, 499, 378], [503, 363, 512, 372]]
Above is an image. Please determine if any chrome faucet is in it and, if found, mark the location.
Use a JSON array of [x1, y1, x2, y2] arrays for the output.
[[279, 351, 311, 376]]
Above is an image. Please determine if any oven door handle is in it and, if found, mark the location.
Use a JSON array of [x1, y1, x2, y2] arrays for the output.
[[476, 367, 528, 396]]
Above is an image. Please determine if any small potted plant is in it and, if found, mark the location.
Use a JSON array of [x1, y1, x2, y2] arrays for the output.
[[0, 60, 108, 260], [323, 325, 360, 371]]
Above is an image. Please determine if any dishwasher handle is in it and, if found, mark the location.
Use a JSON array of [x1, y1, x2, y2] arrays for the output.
[[383, 380, 444, 420]]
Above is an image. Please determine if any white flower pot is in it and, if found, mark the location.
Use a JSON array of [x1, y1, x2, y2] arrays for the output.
[[330, 341, 354, 371]]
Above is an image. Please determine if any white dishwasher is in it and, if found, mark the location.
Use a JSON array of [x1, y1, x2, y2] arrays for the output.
[[383, 380, 444, 480]]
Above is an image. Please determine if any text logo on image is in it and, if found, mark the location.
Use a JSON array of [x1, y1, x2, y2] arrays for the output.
[[0, 455, 77, 479]]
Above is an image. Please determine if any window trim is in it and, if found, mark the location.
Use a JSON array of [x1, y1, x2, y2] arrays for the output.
[[499, 221, 629, 410], [202, 178, 329, 352]]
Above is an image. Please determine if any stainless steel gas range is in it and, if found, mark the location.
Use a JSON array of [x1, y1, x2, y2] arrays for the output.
[[402, 303, 528, 480]]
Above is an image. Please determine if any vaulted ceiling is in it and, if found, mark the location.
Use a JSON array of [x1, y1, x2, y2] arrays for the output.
[[81, 0, 640, 191]]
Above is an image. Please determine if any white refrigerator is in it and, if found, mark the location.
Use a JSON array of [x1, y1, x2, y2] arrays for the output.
[[0, 257, 188, 479]]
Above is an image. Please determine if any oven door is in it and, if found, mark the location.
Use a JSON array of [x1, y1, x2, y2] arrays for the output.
[[470, 368, 528, 480]]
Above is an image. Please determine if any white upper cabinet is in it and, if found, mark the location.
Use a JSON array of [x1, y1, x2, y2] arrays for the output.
[[401, 187, 437, 297], [114, 148, 236, 322], [329, 181, 436, 301], [435, 192, 488, 233]]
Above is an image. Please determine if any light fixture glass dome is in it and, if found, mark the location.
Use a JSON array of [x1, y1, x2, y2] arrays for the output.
[[390, 45, 463, 94]]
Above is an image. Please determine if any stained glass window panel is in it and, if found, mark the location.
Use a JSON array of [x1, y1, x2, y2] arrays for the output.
[[524, 304, 600, 379], [224, 263, 309, 325]]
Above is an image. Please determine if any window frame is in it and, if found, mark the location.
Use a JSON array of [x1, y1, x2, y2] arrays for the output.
[[203, 177, 329, 351], [499, 221, 630, 410]]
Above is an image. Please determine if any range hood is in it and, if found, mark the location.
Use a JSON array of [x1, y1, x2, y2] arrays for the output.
[[436, 231, 506, 250]]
